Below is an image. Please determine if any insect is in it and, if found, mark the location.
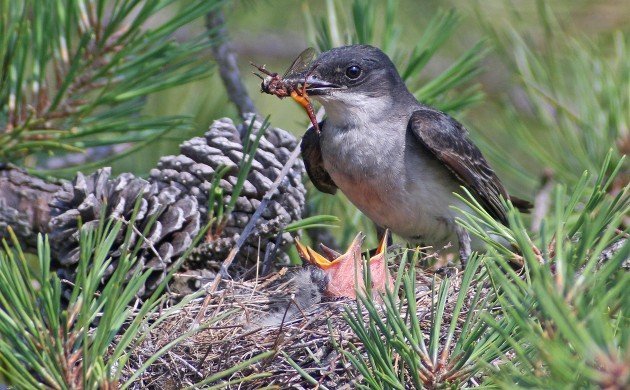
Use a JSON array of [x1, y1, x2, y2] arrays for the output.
[[251, 48, 320, 133]]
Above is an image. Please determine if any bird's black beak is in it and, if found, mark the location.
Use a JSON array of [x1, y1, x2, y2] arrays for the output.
[[303, 75, 342, 95], [285, 70, 342, 96]]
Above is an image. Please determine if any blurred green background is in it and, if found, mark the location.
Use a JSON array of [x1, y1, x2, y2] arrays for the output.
[[116, 0, 627, 176]]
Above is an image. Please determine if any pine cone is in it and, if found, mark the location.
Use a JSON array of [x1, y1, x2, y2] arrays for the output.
[[49, 168, 200, 296], [0, 164, 62, 247], [150, 116, 306, 273]]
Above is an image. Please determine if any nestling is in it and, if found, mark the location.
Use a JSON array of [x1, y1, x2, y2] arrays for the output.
[[254, 230, 393, 327], [296, 45, 531, 264], [296, 230, 392, 299]]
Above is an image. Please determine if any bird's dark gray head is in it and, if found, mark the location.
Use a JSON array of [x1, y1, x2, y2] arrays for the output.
[[301, 45, 406, 99], [291, 45, 414, 126]]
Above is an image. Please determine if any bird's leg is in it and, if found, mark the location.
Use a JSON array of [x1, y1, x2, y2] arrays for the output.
[[455, 225, 471, 269]]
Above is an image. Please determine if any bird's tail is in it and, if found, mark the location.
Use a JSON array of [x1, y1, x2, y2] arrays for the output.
[[510, 196, 533, 213]]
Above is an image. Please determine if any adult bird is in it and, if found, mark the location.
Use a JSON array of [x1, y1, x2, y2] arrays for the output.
[[297, 45, 530, 265]]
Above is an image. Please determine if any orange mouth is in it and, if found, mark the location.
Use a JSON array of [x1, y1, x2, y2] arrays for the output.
[[295, 231, 392, 299]]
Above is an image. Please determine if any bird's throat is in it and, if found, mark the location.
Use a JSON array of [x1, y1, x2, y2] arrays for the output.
[[315, 92, 393, 131]]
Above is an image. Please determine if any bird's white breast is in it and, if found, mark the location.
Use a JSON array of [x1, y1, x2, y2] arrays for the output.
[[317, 96, 465, 248]]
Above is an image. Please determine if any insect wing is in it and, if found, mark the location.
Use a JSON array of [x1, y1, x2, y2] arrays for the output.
[[283, 47, 317, 79]]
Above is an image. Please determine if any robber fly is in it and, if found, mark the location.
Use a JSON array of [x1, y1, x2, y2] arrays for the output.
[[251, 48, 320, 133]]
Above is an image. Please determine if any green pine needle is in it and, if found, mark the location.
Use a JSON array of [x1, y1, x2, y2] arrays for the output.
[[0, 0, 223, 167]]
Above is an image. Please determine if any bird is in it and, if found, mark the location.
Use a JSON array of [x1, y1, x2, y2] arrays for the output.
[[254, 230, 393, 327], [295, 230, 392, 299], [295, 45, 531, 265]]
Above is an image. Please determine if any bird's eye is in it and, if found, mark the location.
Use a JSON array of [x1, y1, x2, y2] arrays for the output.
[[345, 65, 361, 79]]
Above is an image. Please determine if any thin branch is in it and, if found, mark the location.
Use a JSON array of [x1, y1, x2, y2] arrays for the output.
[[575, 236, 629, 277], [197, 142, 302, 313], [597, 238, 628, 270], [206, 7, 258, 118]]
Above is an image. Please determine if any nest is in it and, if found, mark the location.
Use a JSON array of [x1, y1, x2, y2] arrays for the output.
[[121, 262, 486, 389]]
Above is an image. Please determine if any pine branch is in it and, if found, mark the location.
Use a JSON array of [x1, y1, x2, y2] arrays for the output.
[[456, 154, 629, 388], [0, 215, 244, 388], [596, 236, 629, 270], [0, 0, 221, 168]]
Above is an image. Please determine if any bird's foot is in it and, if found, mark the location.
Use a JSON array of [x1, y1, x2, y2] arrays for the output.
[[295, 230, 393, 299], [434, 266, 459, 278]]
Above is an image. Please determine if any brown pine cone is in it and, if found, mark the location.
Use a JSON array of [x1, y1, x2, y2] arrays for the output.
[[150, 116, 306, 274], [49, 168, 200, 296]]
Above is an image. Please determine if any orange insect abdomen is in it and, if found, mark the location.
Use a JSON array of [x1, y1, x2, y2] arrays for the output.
[[290, 90, 310, 111]]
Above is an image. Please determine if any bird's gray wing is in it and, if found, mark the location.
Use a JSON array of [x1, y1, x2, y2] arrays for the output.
[[300, 122, 337, 195], [408, 109, 511, 224]]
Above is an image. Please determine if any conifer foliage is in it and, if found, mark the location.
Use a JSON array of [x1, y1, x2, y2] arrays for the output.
[[0, 0, 222, 168]]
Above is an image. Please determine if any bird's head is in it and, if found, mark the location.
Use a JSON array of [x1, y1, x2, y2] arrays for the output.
[[295, 231, 392, 299], [291, 45, 411, 124]]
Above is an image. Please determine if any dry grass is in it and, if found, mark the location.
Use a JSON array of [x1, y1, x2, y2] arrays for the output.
[[121, 262, 473, 389]]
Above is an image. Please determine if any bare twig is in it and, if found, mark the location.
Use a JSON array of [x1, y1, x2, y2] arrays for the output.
[[597, 238, 628, 269], [206, 7, 258, 118], [262, 229, 284, 277], [120, 216, 164, 265], [574, 236, 629, 278], [203, 143, 302, 297], [192, 138, 302, 328]]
